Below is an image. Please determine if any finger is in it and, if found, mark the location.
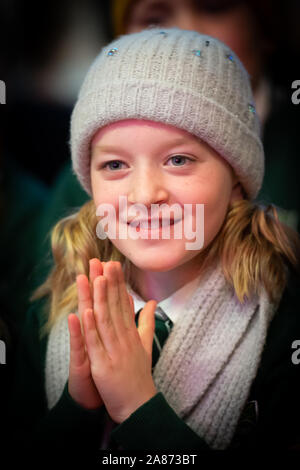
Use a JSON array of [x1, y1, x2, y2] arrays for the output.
[[82, 308, 105, 365], [137, 300, 157, 358], [115, 263, 135, 329], [93, 275, 119, 356], [76, 274, 92, 321], [103, 262, 124, 337], [128, 294, 135, 319], [89, 258, 103, 297], [128, 294, 140, 330], [68, 313, 87, 368]]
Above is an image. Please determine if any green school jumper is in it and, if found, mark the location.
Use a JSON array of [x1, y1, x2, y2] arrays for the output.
[[7, 267, 300, 460]]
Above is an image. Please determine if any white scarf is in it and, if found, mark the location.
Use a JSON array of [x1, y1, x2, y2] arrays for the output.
[[45, 262, 278, 449]]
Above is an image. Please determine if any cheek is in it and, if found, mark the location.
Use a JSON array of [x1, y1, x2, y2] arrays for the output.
[[184, 168, 231, 204], [188, 173, 232, 242], [92, 186, 120, 216], [204, 198, 228, 233], [91, 172, 117, 208]]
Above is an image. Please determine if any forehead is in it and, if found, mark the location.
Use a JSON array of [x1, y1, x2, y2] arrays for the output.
[[91, 119, 197, 146]]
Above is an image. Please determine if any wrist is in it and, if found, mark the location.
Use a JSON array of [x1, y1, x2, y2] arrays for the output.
[[68, 381, 103, 410], [117, 387, 158, 424]]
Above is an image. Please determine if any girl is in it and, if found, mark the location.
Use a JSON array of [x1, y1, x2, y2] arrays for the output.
[[12, 27, 300, 457]]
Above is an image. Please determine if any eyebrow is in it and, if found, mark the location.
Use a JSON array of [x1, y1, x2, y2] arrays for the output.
[[94, 137, 198, 157]]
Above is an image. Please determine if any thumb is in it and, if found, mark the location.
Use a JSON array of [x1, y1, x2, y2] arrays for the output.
[[137, 300, 157, 358]]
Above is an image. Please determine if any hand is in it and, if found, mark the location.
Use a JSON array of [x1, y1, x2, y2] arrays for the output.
[[67, 258, 104, 409], [82, 261, 158, 423]]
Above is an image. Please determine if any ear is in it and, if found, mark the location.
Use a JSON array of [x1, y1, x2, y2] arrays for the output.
[[230, 177, 244, 204]]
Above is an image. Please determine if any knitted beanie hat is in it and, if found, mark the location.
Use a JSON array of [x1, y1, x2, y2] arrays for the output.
[[70, 27, 264, 199]]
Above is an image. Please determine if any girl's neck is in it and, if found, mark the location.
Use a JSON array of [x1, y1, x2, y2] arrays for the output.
[[129, 254, 206, 302]]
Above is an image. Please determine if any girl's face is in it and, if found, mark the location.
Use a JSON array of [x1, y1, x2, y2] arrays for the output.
[[91, 119, 241, 274]]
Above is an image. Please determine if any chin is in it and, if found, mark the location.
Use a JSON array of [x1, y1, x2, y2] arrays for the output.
[[128, 252, 188, 273]]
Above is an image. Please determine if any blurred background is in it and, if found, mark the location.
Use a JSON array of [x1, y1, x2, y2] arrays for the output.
[[0, 0, 112, 184], [0, 0, 300, 422]]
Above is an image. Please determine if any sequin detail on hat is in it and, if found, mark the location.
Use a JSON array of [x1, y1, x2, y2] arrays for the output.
[[226, 53, 234, 62], [192, 49, 201, 57], [158, 31, 167, 36], [205, 40, 210, 46], [107, 48, 118, 56], [248, 103, 256, 114]]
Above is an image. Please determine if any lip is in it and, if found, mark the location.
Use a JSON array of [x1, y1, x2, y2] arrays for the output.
[[127, 219, 181, 233], [127, 218, 178, 228]]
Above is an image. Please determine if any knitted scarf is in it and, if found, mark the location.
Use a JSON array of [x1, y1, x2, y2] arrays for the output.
[[45, 262, 279, 449]]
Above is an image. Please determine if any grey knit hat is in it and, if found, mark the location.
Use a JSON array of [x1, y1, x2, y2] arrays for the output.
[[70, 27, 264, 199]]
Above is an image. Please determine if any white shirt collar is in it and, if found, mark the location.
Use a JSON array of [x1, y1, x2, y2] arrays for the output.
[[127, 275, 201, 324]]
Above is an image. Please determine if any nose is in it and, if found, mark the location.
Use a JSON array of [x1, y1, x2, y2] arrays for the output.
[[127, 167, 169, 207]]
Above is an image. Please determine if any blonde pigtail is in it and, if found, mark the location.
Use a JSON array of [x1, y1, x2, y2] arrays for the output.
[[217, 200, 300, 304]]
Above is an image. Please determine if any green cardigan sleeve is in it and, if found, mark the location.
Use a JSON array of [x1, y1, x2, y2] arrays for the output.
[[10, 299, 105, 452], [111, 392, 210, 451]]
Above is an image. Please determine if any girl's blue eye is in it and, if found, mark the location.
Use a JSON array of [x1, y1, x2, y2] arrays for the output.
[[101, 160, 125, 171], [168, 155, 193, 166]]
